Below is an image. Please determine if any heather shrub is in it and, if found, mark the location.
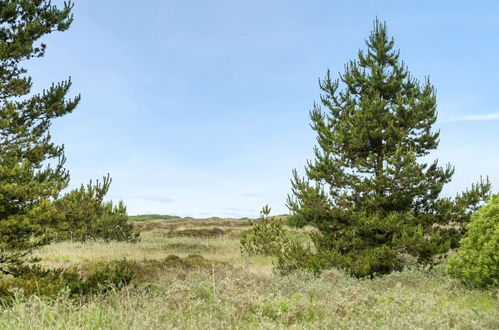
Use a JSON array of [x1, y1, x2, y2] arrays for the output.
[[0, 255, 222, 303], [447, 194, 499, 288], [0, 260, 139, 303], [240, 205, 290, 256]]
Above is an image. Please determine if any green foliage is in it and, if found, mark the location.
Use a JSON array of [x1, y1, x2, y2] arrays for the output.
[[277, 242, 401, 279], [240, 205, 290, 256], [0, 255, 219, 303], [0, 263, 497, 329], [286, 20, 491, 277], [287, 215, 308, 228], [275, 239, 328, 276], [0, 259, 138, 302], [0, 219, 497, 328], [0, 0, 78, 274], [448, 194, 499, 288], [77, 260, 138, 295], [54, 175, 140, 242]]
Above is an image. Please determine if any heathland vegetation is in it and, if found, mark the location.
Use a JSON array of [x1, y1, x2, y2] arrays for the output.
[[0, 1, 497, 329], [0, 216, 496, 328]]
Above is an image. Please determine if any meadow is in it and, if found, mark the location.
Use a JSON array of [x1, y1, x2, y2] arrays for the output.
[[0, 216, 497, 329]]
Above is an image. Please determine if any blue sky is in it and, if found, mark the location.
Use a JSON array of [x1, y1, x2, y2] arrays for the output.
[[29, 1, 499, 217]]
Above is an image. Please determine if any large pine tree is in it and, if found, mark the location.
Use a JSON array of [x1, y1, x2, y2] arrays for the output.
[[286, 20, 490, 277], [0, 1, 79, 274]]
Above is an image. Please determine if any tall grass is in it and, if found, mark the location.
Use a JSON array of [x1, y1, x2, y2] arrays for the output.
[[1, 267, 497, 329], [2, 217, 497, 329]]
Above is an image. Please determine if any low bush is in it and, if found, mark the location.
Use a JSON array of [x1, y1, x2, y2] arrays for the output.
[[447, 194, 499, 288], [240, 205, 290, 256], [276, 211, 456, 278], [275, 238, 326, 275], [275, 236, 401, 278], [54, 175, 139, 242], [0, 259, 139, 303], [0, 255, 220, 303], [167, 227, 225, 238]]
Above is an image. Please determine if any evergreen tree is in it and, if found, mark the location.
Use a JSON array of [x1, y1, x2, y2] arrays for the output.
[[0, 1, 79, 275], [286, 20, 490, 277], [54, 175, 140, 243]]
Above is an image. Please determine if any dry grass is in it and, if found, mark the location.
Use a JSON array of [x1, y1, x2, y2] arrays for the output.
[[1, 217, 497, 329], [36, 217, 273, 277]]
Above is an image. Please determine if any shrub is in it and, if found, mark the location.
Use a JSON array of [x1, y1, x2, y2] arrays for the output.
[[275, 234, 400, 278], [167, 227, 225, 238], [77, 260, 139, 295], [277, 211, 450, 278], [0, 255, 222, 303], [0, 260, 139, 303], [54, 175, 139, 242], [240, 205, 290, 256], [447, 194, 499, 288], [275, 239, 326, 275]]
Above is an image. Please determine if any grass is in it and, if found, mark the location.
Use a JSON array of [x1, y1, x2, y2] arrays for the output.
[[1, 216, 498, 329]]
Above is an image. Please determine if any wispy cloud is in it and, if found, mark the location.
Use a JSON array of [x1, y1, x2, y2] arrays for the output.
[[441, 112, 499, 123], [128, 195, 175, 204], [241, 193, 263, 198]]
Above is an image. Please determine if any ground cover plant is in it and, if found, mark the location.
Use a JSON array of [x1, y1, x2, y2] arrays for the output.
[[0, 216, 495, 329]]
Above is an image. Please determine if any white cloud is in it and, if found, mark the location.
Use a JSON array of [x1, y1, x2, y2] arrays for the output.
[[241, 193, 263, 198], [441, 112, 499, 123], [136, 196, 175, 204]]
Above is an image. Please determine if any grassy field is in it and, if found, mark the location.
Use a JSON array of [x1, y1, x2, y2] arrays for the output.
[[0, 216, 497, 329]]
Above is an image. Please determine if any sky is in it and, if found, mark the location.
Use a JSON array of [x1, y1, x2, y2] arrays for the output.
[[27, 0, 499, 218]]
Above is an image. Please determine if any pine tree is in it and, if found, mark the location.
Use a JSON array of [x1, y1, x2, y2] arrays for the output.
[[286, 20, 491, 277], [0, 1, 79, 275]]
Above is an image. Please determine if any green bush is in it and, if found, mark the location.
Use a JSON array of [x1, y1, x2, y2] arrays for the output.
[[0, 255, 222, 303], [275, 233, 401, 278], [0, 260, 139, 303], [54, 175, 139, 242], [275, 239, 327, 275], [447, 194, 499, 288], [277, 211, 451, 278], [240, 205, 290, 256]]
